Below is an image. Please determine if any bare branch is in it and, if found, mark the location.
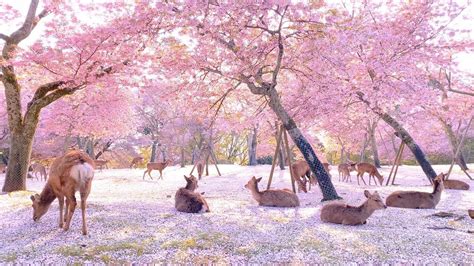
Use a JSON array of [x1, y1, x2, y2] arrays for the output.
[[0, 33, 9, 41], [447, 88, 474, 97]]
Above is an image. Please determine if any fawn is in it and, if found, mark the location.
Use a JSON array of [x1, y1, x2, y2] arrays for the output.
[[30, 162, 47, 181], [129, 156, 144, 168], [443, 179, 469, 190], [350, 162, 384, 186], [143, 160, 170, 180], [338, 163, 352, 182]]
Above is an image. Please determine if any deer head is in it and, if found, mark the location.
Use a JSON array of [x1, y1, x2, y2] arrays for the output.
[[364, 190, 387, 210], [244, 176, 262, 190], [184, 175, 198, 191], [30, 194, 50, 221]]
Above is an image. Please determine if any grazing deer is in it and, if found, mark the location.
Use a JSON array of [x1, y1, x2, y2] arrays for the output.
[[30, 150, 95, 235], [350, 162, 383, 186], [143, 159, 170, 180], [129, 156, 144, 168], [443, 179, 470, 190], [386, 173, 445, 209], [291, 160, 311, 192], [175, 175, 210, 213], [245, 176, 300, 207], [30, 162, 48, 181], [338, 163, 352, 182], [93, 159, 109, 170], [321, 190, 386, 225]]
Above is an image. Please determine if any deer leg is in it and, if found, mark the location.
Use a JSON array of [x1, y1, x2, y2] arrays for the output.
[[148, 169, 153, 180], [359, 172, 367, 185], [80, 181, 92, 235], [64, 193, 77, 231], [58, 195, 64, 228], [142, 170, 147, 180], [159, 170, 163, 180]]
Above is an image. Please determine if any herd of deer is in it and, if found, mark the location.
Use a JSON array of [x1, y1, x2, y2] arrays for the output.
[[29, 150, 471, 235]]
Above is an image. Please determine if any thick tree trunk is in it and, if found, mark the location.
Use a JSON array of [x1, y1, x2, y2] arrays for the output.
[[2, 132, 34, 192], [247, 126, 258, 166], [278, 146, 285, 170], [267, 89, 340, 200], [439, 119, 469, 171], [359, 133, 368, 162], [369, 122, 381, 168]]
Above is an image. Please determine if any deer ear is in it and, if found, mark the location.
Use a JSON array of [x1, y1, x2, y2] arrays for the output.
[[256, 177, 263, 183], [183, 175, 188, 180], [364, 190, 371, 198]]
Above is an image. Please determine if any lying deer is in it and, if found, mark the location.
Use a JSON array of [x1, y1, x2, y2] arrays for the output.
[[143, 159, 170, 180], [350, 162, 383, 186], [129, 156, 144, 168], [94, 159, 108, 170], [245, 176, 300, 207], [175, 175, 210, 213], [386, 173, 445, 209], [30, 150, 95, 235], [443, 179, 470, 190], [338, 163, 352, 182], [30, 162, 47, 181], [320, 190, 386, 225]]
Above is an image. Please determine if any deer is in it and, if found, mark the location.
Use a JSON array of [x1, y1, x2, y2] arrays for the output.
[[30, 150, 95, 235], [143, 159, 170, 180], [338, 163, 352, 182], [129, 156, 144, 168], [30, 162, 48, 181], [443, 179, 470, 190], [93, 159, 109, 170], [244, 176, 300, 207], [350, 162, 384, 186], [291, 160, 311, 192], [175, 175, 210, 213], [320, 190, 386, 225], [196, 162, 204, 180], [385, 173, 445, 209]]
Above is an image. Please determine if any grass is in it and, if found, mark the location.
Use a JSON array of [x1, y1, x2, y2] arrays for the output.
[[160, 232, 230, 251], [0, 253, 18, 263]]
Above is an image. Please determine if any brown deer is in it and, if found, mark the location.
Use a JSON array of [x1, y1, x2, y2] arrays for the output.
[[175, 175, 210, 213], [386, 173, 445, 209], [245, 176, 300, 207], [30, 162, 47, 181], [291, 160, 311, 192], [129, 156, 144, 168], [30, 150, 95, 235], [350, 162, 383, 186], [321, 190, 386, 225], [338, 163, 352, 182], [143, 159, 170, 180], [196, 162, 204, 180], [93, 159, 109, 170], [443, 179, 470, 190]]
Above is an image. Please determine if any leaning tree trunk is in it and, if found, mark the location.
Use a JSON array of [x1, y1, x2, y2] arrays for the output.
[[369, 122, 381, 168], [247, 126, 258, 166], [439, 119, 469, 171], [267, 89, 340, 201], [357, 92, 436, 181]]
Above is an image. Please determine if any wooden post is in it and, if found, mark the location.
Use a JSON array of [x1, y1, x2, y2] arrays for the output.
[[391, 143, 405, 185], [386, 141, 404, 186], [267, 125, 283, 189], [446, 115, 473, 180], [209, 145, 222, 176], [282, 125, 297, 193]]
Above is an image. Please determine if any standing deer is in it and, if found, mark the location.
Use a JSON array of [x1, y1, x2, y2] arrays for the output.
[[129, 156, 144, 168], [175, 175, 210, 213], [143, 159, 170, 180], [30, 150, 95, 235], [30, 162, 48, 181], [245, 176, 300, 207], [386, 173, 445, 209], [338, 163, 352, 182], [350, 162, 384, 186], [320, 190, 386, 225], [93, 159, 109, 170], [196, 162, 204, 180], [291, 160, 311, 192]]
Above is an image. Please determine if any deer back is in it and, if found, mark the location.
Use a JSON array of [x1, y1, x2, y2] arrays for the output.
[[259, 189, 300, 207], [444, 180, 470, 190]]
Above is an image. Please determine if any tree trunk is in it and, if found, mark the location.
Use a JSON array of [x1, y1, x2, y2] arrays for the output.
[[2, 132, 34, 192], [150, 141, 158, 163], [369, 122, 381, 168], [180, 147, 185, 167], [267, 89, 340, 201], [278, 145, 285, 170], [247, 126, 258, 166], [439, 119, 469, 171], [357, 92, 436, 181], [359, 133, 368, 162]]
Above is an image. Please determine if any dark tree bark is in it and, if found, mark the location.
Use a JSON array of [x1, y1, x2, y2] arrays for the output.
[[368, 121, 381, 168], [357, 92, 436, 181], [150, 141, 158, 163], [359, 133, 368, 162]]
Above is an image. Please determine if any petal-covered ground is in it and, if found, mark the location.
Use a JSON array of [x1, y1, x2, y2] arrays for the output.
[[0, 164, 473, 264]]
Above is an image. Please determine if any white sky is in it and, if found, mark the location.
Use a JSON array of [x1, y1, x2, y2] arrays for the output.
[[0, 0, 473, 72]]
